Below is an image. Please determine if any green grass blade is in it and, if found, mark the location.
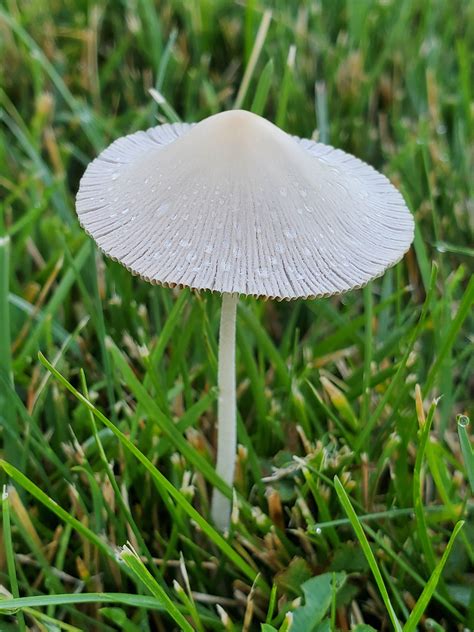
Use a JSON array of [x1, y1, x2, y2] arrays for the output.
[[334, 476, 402, 632], [275, 45, 296, 128], [413, 397, 438, 574], [403, 521, 464, 632], [424, 275, 474, 395], [120, 544, 194, 632], [0, 236, 21, 468], [0, 594, 161, 613], [362, 283, 373, 425], [250, 58, 274, 115], [457, 415, 474, 492], [2, 487, 26, 631], [234, 9, 272, 109]]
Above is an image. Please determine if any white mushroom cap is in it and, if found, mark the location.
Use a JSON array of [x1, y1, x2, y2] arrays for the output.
[[76, 110, 414, 300]]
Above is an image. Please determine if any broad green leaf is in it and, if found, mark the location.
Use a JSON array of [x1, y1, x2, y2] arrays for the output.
[[290, 572, 345, 632]]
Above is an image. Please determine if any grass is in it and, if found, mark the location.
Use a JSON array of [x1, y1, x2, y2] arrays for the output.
[[0, 0, 473, 630]]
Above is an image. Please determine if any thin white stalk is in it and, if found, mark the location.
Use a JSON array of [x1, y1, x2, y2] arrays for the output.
[[211, 292, 238, 531]]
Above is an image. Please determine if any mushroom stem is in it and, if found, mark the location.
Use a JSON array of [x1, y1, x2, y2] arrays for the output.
[[211, 291, 238, 531]]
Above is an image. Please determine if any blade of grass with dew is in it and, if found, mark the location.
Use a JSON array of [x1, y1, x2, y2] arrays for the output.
[[403, 521, 464, 632], [312, 504, 453, 531], [334, 475, 402, 632], [457, 415, 474, 492], [38, 352, 268, 591]]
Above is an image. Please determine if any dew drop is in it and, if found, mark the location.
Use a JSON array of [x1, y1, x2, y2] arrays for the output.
[[111, 172, 119, 181]]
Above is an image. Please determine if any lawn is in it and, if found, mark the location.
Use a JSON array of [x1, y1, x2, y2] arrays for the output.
[[0, 1, 473, 630]]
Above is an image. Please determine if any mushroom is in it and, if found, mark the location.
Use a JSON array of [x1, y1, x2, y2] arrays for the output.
[[76, 110, 414, 531]]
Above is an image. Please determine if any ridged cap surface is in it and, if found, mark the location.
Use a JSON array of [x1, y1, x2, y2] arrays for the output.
[[76, 110, 414, 299]]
